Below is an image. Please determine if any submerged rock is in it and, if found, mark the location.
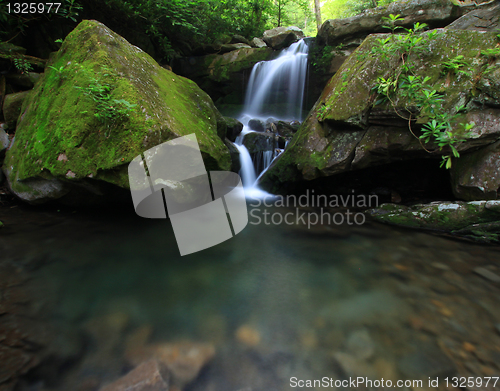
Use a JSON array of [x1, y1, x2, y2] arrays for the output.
[[262, 26, 305, 50], [3, 20, 231, 205], [100, 360, 169, 391]]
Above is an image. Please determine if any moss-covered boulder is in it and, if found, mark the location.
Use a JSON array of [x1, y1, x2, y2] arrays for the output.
[[367, 200, 500, 243], [3, 20, 231, 205], [260, 29, 500, 195]]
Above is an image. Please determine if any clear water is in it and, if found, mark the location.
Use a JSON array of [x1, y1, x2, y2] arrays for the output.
[[3, 204, 500, 390]]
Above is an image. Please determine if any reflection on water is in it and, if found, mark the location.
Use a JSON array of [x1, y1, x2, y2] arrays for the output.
[[1, 204, 500, 391]]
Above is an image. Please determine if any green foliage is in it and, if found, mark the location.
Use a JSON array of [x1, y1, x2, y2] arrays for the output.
[[13, 57, 33, 74], [441, 55, 470, 77], [310, 45, 336, 72], [480, 47, 500, 60], [372, 17, 474, 168], [321, 0, 398, 20]]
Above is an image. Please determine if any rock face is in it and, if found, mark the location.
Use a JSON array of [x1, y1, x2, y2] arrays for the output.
[[451, 140, 500, 200], [262, 26, 305, 50], [317, 0, 474, 46], [447, 1, 500, 31], [174, 47, 272, 105], [260, 29, 500, 197], [3, 20, 231, 205]]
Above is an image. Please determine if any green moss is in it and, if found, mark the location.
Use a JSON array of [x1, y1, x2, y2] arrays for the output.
[[5, 20, 230, 193]]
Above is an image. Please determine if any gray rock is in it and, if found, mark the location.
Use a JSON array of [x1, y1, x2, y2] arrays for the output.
[[243, 132, 274, 153], [318, 0, 473, 46], [0, 128, 9, 156], [250, 37, 267, 48], [451, 138, 500, 201], [447, 1, 500, 31], [473, 267, 500, 283], [346, 329, 375, 360], [99, 360, 169, 391], [263, 26, 305, 50], [248, 118, 265, 132]]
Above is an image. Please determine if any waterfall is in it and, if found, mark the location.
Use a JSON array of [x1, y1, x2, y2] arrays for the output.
[[236, 39, 309, 196]]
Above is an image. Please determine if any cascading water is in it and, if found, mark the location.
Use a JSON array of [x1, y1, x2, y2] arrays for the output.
[[235, 39, 309, 196]]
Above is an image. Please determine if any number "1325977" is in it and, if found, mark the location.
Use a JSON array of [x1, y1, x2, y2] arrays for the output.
[[7, 3, 62, 14]]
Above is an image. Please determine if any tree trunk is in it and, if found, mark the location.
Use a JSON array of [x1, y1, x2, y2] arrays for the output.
[[314, 0, 322, 31]]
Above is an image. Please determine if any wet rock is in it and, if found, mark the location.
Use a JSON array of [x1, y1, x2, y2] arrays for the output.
[[224, 138, 241, 173], [248, 119, 265, 132], [274, 121, 300, 138], [125, 341, 215, 387], [2, 91, 30, 130], [99, 360, 169, 391], [473, 267, 500, 283], [318, 0, 473, 46], [235, 325, 261, 347], [346, 329, 375, 360], [224, 117, 243, 142], [250, 37, 267, 48], [451, 140, 500, 201], [262, 26, 305, 50], [0, 128, 9, 158], [242, 132, 274, 153]]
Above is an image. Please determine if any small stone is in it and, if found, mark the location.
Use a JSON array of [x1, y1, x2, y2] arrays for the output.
[[474, 267, 500, 283], [235, 325, 261, 347], [346, 329, 375, 360], [99, 360, 168, 391]]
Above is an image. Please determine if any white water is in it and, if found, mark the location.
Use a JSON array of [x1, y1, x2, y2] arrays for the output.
[[235, 39, 309, 198]]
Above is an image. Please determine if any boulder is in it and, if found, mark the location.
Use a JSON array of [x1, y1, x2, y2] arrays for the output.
[[250, 37, 267, 48], [2, 91, 30, 129], [260, 29, 500, 195], [224, 116, 243, 142], [262, 26, 305, 50], [100, 360, 169, 391], [317, 0, 474, 46], [451, 140, 500, 200], [242, 132, 275, 153], [3, 20, 231, 205], [275, 120, 300, 138], [248, 118, 265, 132], [367, 201, 500, 243]]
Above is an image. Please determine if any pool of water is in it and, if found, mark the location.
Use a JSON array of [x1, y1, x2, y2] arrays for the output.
[[1, 203, 499, 391]]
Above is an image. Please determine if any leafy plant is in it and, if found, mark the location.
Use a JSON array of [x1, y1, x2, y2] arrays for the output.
[[381, 13, 404, 34], [372, 19, 474, 168], [13, 58, 33, 74]]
